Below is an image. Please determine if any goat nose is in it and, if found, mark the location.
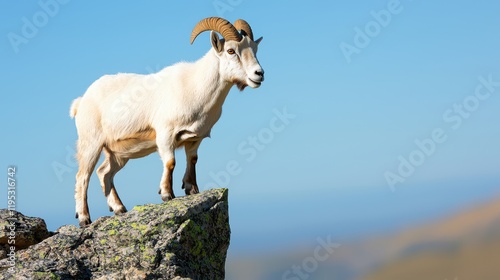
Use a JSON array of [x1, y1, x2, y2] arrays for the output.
[[254, 69, 264, 78]]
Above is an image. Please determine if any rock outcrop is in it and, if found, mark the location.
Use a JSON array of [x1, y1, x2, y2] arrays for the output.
[[0, 209, 53, 260], [0, 188, 230, 280]]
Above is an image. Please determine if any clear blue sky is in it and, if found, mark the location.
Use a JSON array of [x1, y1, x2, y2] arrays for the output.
[[1, 0, 500, 256]]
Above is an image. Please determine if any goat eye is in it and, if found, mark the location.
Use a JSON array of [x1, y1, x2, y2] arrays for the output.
[[227, 49, 235, 55]]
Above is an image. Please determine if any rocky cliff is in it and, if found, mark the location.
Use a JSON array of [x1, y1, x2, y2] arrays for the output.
[[0, 188, 230, 280]]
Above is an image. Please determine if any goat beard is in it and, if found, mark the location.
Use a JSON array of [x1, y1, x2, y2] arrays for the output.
[[232, 79, 248, 91]]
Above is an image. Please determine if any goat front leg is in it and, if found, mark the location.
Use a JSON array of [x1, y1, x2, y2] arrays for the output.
[[157, 132, 176, 201], [182, 141, 201, 195]]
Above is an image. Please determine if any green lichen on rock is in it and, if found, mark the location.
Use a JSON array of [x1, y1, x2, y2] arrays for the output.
[[0, 188, 230, 280], [132, 205, 147, 212], [178, 219, 208, 257], [130, 222, 149, 234], [33, 272, 61, 280]]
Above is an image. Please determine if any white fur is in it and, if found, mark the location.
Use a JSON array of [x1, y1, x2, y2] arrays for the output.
[[70, 31, 264, 226]]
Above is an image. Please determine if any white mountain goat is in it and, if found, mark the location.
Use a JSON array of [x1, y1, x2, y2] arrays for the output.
[[70, 17, 264, 227]]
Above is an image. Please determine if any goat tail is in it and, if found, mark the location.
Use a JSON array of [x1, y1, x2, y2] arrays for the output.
[[70, 97, 82, 118]]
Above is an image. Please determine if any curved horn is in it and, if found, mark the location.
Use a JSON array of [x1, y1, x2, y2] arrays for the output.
[[190, 17, 242, 44], [233, 19, 253, 41]]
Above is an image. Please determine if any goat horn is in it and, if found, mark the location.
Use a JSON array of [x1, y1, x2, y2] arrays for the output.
[[233, 19, 254, 41], [190, 17, 242, 44]]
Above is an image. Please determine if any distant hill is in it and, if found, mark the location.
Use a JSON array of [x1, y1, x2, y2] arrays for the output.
[[360, 195, 500, 280], [361, 238, 500, 280], [226, 195, 500, 280]]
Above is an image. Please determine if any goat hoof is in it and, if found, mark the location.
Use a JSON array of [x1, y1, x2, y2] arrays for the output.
[[161, 193, 175, 202], [192, 185, 199, 194], [183, 182, 199, 195], [114, 206, 127, 215], [79, 218, 92, 228], [185, 186, 199, 195]]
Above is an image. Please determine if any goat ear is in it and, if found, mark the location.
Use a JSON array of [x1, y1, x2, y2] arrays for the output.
[[210, 31, 224, 53], [255, 36, 263, 45]]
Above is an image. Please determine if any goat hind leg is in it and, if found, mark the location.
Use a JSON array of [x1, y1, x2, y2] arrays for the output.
[[75, 140, 102, 227], [97, 147, 128, 215]]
